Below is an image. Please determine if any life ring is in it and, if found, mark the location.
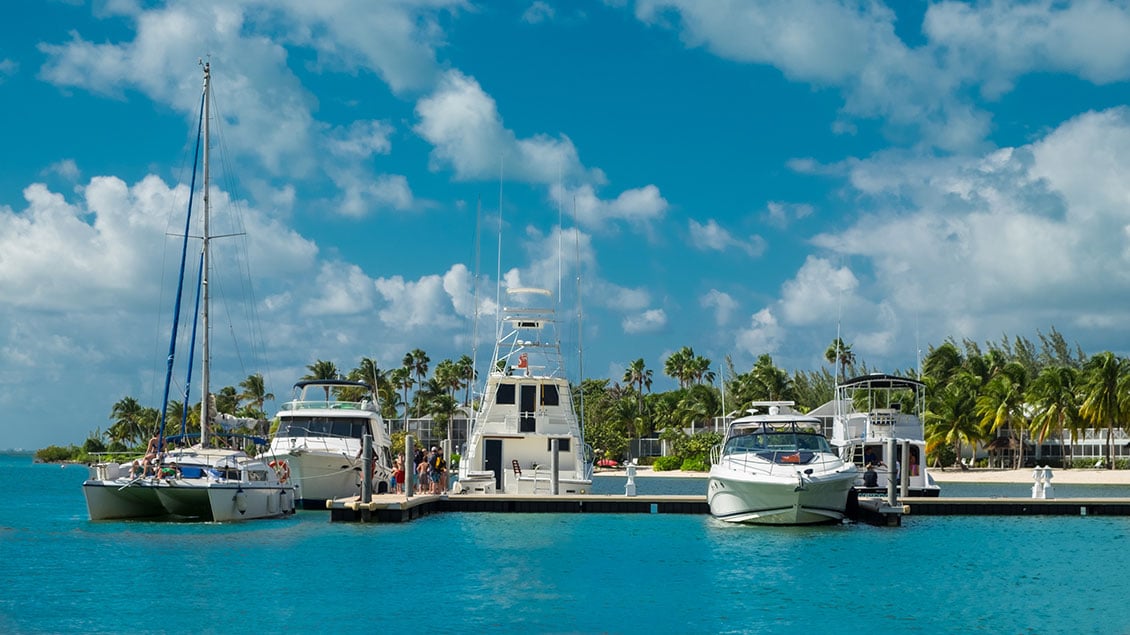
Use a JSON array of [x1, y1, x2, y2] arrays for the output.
[[269, 460, 290, 483]]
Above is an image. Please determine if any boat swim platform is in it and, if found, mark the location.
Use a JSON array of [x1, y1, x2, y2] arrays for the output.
[[326, 492, 1130, 525]]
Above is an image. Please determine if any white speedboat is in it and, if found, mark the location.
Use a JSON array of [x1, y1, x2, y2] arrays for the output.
[[267, 379, 394, 509], [831, 374, 940, 497], [83, 63, 294, 522], [708, 402, 858, 525], [455, 287, 593, 495]]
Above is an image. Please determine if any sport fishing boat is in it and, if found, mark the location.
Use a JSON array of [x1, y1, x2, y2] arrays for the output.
[[267, 379, 394, 509], [82, 62, 295, 521], [454, 286, 593, 495], [707, 402, 858, 525], [831, 373, 940, 497]]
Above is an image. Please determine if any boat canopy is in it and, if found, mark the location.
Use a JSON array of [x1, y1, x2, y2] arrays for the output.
[[838, 373, 925, 391]]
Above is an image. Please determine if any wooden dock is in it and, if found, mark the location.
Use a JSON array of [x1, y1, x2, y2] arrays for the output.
[[326, 492, 1130, 525], [327, 493, 708, 523]]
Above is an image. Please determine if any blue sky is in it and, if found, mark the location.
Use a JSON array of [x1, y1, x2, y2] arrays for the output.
[[4, 1, 1130, 450]]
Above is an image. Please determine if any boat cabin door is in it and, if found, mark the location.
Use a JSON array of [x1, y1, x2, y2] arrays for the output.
[[485, 439, 503, 490], [519, 385, 537, 432]]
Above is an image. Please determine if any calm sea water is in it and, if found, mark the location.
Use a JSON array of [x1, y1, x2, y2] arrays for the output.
[[3, 454, 1129, 634]]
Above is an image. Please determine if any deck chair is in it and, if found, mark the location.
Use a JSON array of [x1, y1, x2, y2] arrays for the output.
[[512, 459, 522, 476]]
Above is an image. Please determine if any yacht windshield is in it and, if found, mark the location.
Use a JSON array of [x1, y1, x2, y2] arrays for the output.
[[277, 416, 369, 439], [723, 428, 831, 455]]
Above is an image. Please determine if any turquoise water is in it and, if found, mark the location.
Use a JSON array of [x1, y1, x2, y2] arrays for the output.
[[3, 454, 1129, 634]]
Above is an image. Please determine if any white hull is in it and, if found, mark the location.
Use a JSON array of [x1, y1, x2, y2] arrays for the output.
[[708, 467, 857, 525], [83, 478, 293, 521], [271, 449, 365, 504], [83, 446, 295, 522], [268, 379, 393, 508]]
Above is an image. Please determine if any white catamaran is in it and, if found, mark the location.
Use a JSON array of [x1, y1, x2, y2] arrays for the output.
[[82, 62, 295, 522]]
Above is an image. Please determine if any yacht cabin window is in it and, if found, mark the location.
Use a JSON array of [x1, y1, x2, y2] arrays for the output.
[[541, 384, 559, 406], [547, 438, 571, 452], [496, 383, 516, 405]]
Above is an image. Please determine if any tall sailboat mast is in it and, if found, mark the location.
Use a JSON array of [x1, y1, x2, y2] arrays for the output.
[[199, 61, 212, 449]]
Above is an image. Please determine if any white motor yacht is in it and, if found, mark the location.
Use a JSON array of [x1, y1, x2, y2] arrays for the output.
[[455, 287, 593, 495], [267, 379, 393, 509], [831, 374, 940, 497], [708, 402, 858, 525]]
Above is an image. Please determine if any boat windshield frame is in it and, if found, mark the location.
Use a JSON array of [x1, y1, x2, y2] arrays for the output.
[[722, 422, 832, 456]]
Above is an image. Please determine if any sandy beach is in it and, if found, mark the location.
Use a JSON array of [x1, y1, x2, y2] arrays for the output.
[[594, 466, 1130, 485]]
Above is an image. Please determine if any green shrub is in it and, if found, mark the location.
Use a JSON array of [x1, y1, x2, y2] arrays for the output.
[[680, 457, 709, 472], [35, 445, 80, 463], [652, 455, 682, 471]]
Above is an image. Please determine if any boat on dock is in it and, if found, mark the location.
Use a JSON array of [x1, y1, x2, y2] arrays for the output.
[[454, 287, 594, 495], [831, 373, 941, 497], [267, 379, 394, 509], [82, 62, 294, 521], [707, 402, 858, 524]]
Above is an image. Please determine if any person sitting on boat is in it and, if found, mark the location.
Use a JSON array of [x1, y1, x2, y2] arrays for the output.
[[863, 463, 879, 488], [157, 462, 180, 481], [129, 460, 144, 479]]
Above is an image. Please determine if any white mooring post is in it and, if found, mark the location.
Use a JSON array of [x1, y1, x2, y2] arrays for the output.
[[625, 461, 637, 497]]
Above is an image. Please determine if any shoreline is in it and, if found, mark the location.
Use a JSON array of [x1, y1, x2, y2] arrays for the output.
[[594, 466, 1130, 485]]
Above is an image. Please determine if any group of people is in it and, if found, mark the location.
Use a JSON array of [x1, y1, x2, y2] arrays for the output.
[[389, 446, 448, 494]]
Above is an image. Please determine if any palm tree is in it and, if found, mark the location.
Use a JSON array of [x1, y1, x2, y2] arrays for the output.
[[1027, 365, 1079, 465], [109, 396, 146, 447], [622, 358, 653, 414], [975, 361, 1029, 468], [403, 349, 430, 417], [455, 355, 476, 406], [925, 371, 982, 467], [824, 337, 856, 382], [664, 346, 695, 389], [238, 373, 274, 419], [303, 359, 340, 399], [688, 354, 715, 385], [1079, 352, 1129, 469], [346, 357, 384, 404], [389, 367, 415, 426]]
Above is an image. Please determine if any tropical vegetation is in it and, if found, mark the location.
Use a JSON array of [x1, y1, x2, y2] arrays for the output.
[[43, 326, 1130, 471]]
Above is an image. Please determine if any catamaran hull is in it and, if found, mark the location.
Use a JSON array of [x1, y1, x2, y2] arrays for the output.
[[707, 470, 858, 525], [155, 483, 294, 521], [82, 480, 165, 520], [84, 479, 294, 521]]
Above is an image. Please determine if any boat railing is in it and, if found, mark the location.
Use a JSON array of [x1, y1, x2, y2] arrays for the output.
[[278, 400, 374, 412]]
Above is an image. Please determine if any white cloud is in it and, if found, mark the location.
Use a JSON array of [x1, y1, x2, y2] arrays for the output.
[[688, 218, 763, 256], [700, 289, 737, 326], [374, 268, 466, 331], [734, 307, 783, 356], [555, 183, 667, 230], [0, 58, 17, 82], [326, 120, 395, 159], [765, 201, 813, 228], [523, 1, 555, 24], [44, 159, 81, 181], [779, 256, 858, 326], [623, 308, 666, 334], [414, 70, 601, 186]]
